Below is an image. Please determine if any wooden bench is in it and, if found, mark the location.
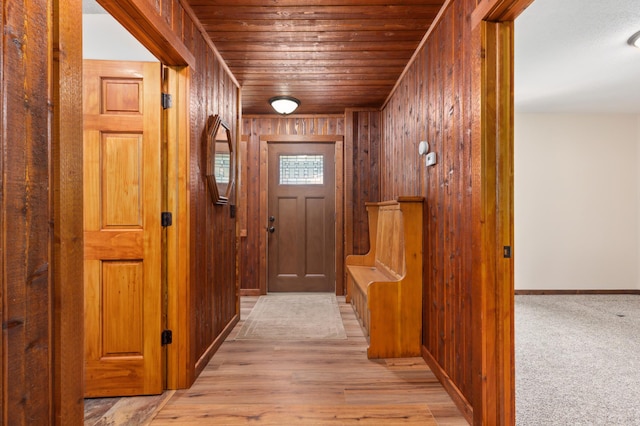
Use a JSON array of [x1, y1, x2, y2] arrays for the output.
[[346, 197, 424, 359]]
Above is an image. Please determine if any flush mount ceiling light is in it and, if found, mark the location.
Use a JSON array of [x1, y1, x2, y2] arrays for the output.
[[628, 30, 640, 48], [269, 96, 300, 115]]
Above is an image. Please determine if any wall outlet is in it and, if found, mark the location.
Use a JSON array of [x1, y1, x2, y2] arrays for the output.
[[426, 152, 437, 166]]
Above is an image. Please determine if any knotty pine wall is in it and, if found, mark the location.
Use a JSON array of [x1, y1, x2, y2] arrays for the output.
[[189, 40, 239, 380], [347, 110, 382, 257], [382, 0, 476, 416]]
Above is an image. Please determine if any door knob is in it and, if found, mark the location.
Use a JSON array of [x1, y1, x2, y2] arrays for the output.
[[269, 216, 276, 222], [268, 226, 276, 233]]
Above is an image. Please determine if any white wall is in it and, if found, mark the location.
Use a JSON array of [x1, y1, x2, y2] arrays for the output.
[[515, 113, 640, 290], [83, 14, 156, 61]]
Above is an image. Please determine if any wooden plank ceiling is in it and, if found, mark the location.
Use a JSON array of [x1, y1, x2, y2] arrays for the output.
[[186, 0, 447, 115]]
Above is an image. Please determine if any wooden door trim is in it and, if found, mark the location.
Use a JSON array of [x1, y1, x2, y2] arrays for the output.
[[97, 0, 195, 68], [471, 0, 534, 28], [259, 135, 345, 296], [164, 66, 191, 389], [53, 0, 85, 420], [471, 0, 530, 424]]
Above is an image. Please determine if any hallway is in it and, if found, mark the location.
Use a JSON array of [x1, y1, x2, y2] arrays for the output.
[[86, 296, 467, 425]]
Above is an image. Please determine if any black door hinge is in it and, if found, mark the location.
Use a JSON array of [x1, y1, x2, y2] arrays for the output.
[[161, 212, 172, 227], [161, 93, 173, 109], [161, 329, 173, 345], [503, 246, 512, 258]]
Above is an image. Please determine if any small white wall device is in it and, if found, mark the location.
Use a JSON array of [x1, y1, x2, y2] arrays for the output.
[[418, 140, 436, 166], [418, 140, 429, 156]]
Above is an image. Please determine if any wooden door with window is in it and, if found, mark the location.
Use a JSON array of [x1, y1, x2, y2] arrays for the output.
[[83, 60, 163, 396], [267, 143, 336, 292]]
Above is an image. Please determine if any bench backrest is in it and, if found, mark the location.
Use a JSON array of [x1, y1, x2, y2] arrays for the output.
[[373, 203, 405, 279]]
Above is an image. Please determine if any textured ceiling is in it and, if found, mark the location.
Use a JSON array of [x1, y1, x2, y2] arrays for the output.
[[515, 0, 640, 113]]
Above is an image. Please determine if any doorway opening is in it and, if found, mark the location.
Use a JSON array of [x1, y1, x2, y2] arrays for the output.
[[82, 0, 191, 406]]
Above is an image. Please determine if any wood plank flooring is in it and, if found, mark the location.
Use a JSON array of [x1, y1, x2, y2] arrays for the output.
[[150, 296, 467, 425]]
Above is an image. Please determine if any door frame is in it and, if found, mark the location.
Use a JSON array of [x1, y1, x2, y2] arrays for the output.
[[162, 66, 192, 389], [470, 0, 533, 424], [259, 135, 345, 295], [81, 5, 193, 391]]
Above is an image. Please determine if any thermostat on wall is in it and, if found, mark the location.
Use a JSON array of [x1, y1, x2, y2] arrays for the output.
[[418, 140, 429, 155]]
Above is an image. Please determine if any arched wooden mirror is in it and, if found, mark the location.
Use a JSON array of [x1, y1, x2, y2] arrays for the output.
[[205, 114, 234, 205]]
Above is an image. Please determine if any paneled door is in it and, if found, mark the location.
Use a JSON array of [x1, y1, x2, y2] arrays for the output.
[[267, 143, 336, 292], [83, 60, 162, 396]]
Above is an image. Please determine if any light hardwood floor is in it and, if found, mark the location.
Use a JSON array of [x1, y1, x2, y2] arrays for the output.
[[151, 296, 466, 425], [86, 296, 467, 425]]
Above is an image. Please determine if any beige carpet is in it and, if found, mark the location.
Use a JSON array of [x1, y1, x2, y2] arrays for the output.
[[235, 293, 347, 340]]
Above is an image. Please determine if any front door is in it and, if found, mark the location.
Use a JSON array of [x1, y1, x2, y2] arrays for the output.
[[267, 143, 336, 292], [83, 60, 163, 397]]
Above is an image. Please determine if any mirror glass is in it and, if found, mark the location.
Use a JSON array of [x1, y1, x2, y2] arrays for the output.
[[205, 115, 234, 204]]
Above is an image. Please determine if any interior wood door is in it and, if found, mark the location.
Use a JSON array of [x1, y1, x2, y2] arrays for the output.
[[83, 60, 163, 397], [267, 143, 336, 292]]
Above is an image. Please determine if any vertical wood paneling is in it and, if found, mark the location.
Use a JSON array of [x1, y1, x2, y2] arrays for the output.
[[350, 111, 382, 256], [187, 26, 240, 380], [240, 116, 345, 293], [381, 0, 478, 421]]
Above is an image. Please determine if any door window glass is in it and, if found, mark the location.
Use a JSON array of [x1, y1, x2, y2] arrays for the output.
[[279, 155, 324, 185]]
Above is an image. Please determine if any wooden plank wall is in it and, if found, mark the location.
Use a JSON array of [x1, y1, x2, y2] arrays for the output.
[[345, 110, 382, 258], [240, 116, 345, 293], [2, 0, 55, 423], [190, 44, 239, 380], [381, 0, 477, 420]]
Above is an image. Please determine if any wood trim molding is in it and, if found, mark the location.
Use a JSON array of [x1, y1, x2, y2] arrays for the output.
[[468, 2, 536, 423], [259, 134, 343, 143], [97, 0, 196, 68], [258, 135, 346, 295], [471, 0, 535, 28], [471, 20, 515, 426], [53, 0, 85, 421], [422, 346, 473, 424], [515, 290, 640, 295], [164, 66, 191, 389], [343, 111, 355, 266], [193, 314, 239, 378], [240, 289, 262, 297], [244, 114, 345, 120]]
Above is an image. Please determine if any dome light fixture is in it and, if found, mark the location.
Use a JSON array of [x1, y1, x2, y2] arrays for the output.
[[628, 30, 640, 48], [269, 96, 300, 115]]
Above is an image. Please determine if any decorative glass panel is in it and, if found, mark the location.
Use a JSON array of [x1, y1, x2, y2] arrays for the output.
[[279, 155, 324, 185], [214, 153, 230, 184]]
